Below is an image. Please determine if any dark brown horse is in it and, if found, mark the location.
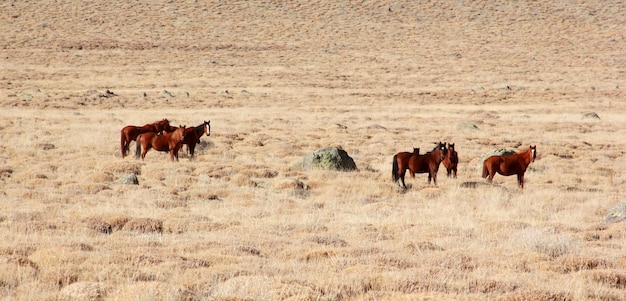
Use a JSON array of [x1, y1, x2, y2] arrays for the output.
[[482, 145, 537, 189], [135, 125, 186, 161], [120, 119, 170, 158], [443, 142, 459, 178], [184, 121, 211, 158], [392, 142, 447, 189]]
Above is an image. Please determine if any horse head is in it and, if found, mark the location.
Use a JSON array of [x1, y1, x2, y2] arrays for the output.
[[156, 119, 171, 132], [204, 120, 211, 136], [413, 148, 420, 155], [176, 125, 186, 142], [530, 145, 537, 162], [434, 142, 447, 162], [447, 143, 455, 152]]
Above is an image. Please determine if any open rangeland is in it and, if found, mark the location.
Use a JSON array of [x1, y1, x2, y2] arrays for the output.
[[1, 1, 625, 300]]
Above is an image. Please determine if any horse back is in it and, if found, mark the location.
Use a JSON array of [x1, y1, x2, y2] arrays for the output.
[[483, 155, 502, 169], [137, 131, 155, 145], [409, 153, 434, 173], [490, 155, 524, 176], [504, 153, 529, 172]]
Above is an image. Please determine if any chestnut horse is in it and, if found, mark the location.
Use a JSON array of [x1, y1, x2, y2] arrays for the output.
[[482, 145, 537, 189], [163, 121, 211, 158], [135, 125, 186, 161], [443, 142, 459, 178], [120, 119, 170, 158], [392, 142, 447, 189]]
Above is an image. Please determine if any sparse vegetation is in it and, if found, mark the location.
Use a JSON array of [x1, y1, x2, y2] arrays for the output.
[[1, 1, 625, 300]]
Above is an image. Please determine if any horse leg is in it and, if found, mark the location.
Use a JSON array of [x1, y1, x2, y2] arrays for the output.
[[139, 140, 149, 160], [483, 163, 495, 183], [141, 146, 149, 160], [482, 163, 489, 179], [400, 172, 407, 189], [120, 133, 126, 158], [399, 167, 408, 189], [453, 167, 457, 178], [430, 169, 437, 186], [517, 173, 524, 189], [487, 169, 495, 182], [189, 142, 195, 159], [174, 143, 183, 161], [135, 136, 142, 159]]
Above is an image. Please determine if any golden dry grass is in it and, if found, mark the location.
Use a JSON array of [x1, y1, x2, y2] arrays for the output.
[[1, 1, 626, 300]]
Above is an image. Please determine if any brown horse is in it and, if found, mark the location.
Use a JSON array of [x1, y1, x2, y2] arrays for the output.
[[120, 119, 170, 158], [184, 121, 211, 158], [392, 142, 447, 189], [443, 142, 459, 178], [135, 125, 186, 161], [482, 145, 537, 189], [163, 121, 211, 158]]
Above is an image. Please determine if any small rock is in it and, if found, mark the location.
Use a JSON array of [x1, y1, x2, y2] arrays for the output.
[[18, 93, 33, 99], [582, 112, 600, 120], [457, 123, 480, 130], [161, 89, 174, 97], [293, 147, 357, 171], [37, 143, 56, 150], [112, 173, 139, 185]]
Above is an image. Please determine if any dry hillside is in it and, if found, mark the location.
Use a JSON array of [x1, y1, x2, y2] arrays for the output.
[[1, 1, 625, 300]]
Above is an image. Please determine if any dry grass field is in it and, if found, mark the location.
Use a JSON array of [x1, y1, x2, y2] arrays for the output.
[[1, 1, 626, 300]]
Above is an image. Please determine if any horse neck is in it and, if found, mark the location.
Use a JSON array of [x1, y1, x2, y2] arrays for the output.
[[428, 149, 442, 160], [175, 128, 185, 140], [194, 124, 205, 137], [155, 124, 167, 132], [518, 149, 533, 167], [139, 124, 156, 132]]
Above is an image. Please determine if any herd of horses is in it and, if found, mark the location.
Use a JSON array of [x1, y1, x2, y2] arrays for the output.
[[119, 119, 536, 189], [120, 118, 210, 161], [392, 143, 537, 189]]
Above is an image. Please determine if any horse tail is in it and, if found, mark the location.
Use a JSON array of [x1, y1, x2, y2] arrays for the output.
[[481, 159, 488, 178], [135, 134, 142, 159], [392, 154, 399, 182], [120, 130, 126, 157]]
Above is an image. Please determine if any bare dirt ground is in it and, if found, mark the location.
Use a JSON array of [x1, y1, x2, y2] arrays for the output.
[[1, 1, 626, 300]]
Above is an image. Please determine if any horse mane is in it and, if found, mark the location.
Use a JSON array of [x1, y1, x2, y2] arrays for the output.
[[427, 142, 446, 154]]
